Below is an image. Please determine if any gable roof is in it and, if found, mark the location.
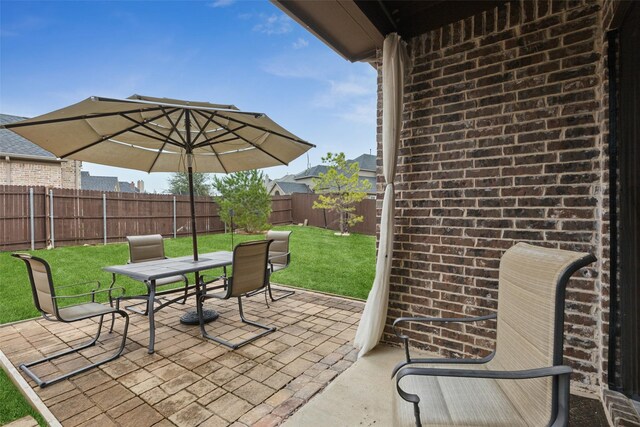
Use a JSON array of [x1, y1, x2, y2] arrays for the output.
[[0, 114, 59, 160], [273, 181, 312, 195], [294, 154, 376, 179], [351, 154, 376, 171], [81, 171, 118, 192], [118, 181, 139, 193], [294, 164, 329, 179]]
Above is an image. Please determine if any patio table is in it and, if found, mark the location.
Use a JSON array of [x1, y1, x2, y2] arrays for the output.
[[104, 251, 233, 353]]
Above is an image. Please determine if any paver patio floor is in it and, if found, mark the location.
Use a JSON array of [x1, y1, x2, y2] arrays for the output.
[[0, 286, 363, 427]]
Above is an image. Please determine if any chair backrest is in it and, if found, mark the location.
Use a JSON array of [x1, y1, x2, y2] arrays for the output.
[[127, 234, 166, 263], [488, 243, 595, 426], [266, 230, 291, 269], [229, 240, 272, 297], [12, 253, 57, 316]]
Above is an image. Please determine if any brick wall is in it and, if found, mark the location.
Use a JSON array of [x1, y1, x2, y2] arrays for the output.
[[381, 0, 611, 394], [0, 158, 81, 189]]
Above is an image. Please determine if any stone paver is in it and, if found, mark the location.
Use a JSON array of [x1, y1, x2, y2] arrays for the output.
[[1, 287, 364, 426]]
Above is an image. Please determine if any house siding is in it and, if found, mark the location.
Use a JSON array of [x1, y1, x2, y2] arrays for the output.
[[0, 158, 81, 189], [381, 0, 614, 397]]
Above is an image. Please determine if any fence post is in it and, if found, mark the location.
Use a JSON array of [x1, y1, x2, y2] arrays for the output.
[[50, 189, 55, 248], [173, 196, 177, 238], [29, 187, 35, 250], [103, 193, 107, 245]]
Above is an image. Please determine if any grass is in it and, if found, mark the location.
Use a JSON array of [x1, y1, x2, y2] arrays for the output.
[[0, 368, 46, 426], [0, 225, 375, 426]]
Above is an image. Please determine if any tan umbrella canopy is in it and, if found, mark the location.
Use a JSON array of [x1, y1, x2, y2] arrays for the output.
[[3, 94, 314, 173], [2, 94, 314, 259]]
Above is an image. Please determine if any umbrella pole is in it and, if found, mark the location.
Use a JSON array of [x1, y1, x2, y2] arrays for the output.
[[187, 161, 199, 262], [180, 111, 219, 325], [185, 110, 199, 262]]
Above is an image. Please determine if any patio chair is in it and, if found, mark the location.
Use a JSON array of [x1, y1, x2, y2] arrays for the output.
[[123, 234, 189, 315], [197, 240, 276, 349], [247, 230, 294, 303], [265, 230, 295, 301], [392, 242, 596, 427], [12, 253, 129, 388]]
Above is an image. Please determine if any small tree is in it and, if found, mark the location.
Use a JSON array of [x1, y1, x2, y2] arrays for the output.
[[212, 170, 271, 233], [312, 152, 371, 234], [167, 172, 210, 196]]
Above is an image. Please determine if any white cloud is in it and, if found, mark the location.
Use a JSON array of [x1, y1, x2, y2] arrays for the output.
[[261, 60, 324, 80], [339, 101, 377, 125], [209, 0, 235, 8], [292, 38, 308, 50], [253, 14, 292, 35], [312, 76, 374, 108]]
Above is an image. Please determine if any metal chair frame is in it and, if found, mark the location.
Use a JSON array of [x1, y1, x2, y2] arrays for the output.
[[391, 246, 596, 427], [12, 253, 129, 388], [197, 240, 276, 349], [122, 234, 189, 315]]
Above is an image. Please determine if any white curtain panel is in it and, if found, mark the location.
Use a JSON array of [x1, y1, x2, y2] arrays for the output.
[[354, 33, 408, 358]]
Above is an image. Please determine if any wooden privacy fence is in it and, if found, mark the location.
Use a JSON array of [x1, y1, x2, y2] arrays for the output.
[[290, 193, 376, 235], [0, 186, 374, 251]]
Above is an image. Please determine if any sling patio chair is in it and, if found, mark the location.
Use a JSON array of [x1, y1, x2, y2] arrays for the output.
[[12, 253, 129, 388], [265, 230, 295, 301], [246, 230, 294, 303], [197, 240, 276, 349], [391, 242, 596, 427], [121, 234, 189, 315]]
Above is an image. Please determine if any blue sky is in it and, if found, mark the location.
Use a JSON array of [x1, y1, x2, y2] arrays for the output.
[[0, 0, 377, 192]]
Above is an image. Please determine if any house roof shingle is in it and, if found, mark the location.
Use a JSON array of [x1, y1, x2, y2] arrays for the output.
[[0, 114, 58, 159], [294, 165, 329, 179], [351, 154, 376, 171], [274, 182, 312, 194], [81, 171, 119, 192]]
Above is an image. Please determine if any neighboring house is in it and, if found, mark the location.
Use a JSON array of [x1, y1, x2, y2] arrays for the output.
[[270, 181, 313, 196], [81, 171, 144, 193], [268, 153, 377, 196], [0, 113, 81, 189], [275, 0, 640, 424]]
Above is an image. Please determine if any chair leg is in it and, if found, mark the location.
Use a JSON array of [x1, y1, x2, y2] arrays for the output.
[[199, 297, 275, 350], [20, 311, 129, 388], [268, 281, 295, 302]]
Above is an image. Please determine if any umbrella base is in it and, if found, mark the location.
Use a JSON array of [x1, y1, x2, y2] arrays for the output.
[[180, 309, 219, 325]]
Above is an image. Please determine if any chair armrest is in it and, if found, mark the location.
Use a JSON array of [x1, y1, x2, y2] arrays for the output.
[[201, 266, 227, 285], [395, 364, 572, 405], [268, 252, 290, 272], [393, 314, 497, 365], [391, 353, 495, 378], [53, 287, 125, 301], [56, 281, 103, 302]]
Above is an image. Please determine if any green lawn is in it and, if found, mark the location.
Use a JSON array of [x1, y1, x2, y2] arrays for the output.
[[0, 369, 46, 426], [0, 225, 375, 425]]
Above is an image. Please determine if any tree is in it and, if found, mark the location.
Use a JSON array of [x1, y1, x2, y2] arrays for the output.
[[167, 172, 210, 196], [212, 170, 271, 233], [312, 152, 371, 234]]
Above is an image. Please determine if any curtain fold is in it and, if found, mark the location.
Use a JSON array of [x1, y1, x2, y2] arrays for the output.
[[354, 33, 407, 358]]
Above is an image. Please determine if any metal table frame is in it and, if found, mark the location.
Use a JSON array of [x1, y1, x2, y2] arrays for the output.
[[104, 251, 233, 353]]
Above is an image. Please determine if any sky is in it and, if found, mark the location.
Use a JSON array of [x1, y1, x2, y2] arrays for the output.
[[0, 0, 377, 193]]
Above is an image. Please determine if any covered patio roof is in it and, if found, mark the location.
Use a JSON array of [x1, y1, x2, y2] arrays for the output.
[[272, 0, 507, 62]]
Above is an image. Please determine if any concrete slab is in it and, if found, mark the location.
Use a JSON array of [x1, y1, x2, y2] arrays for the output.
[[283, 345, 409, 427]]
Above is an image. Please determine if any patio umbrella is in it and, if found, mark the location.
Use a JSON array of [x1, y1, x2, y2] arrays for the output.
[[2, 94, 314, 260]]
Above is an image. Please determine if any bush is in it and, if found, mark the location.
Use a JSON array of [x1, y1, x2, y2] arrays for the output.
[[212, 170, 271, 233]]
